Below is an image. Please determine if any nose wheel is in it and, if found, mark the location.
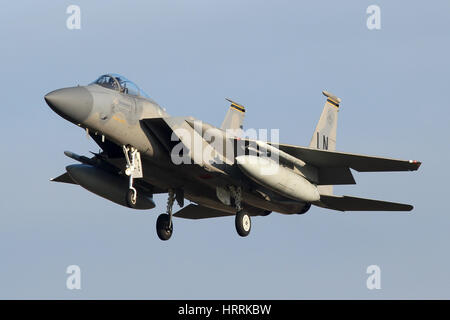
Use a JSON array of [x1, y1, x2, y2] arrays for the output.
[[156, 189, 175, 241], [126, 188, 137, 207], [123, 145, 143, 209]]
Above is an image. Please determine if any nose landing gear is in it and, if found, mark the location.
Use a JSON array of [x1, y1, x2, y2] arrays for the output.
[[123, 145, 143, 208], [126, 188, 137, 207]]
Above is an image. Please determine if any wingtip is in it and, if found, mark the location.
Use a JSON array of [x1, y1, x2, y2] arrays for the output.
[[409, 160, 422, 170]]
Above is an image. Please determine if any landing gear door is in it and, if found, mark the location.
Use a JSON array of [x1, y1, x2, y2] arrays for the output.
[[133, 151, 143, 178]]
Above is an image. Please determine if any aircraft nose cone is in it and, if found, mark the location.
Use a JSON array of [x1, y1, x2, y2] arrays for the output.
[[44, 87, 93, 123]]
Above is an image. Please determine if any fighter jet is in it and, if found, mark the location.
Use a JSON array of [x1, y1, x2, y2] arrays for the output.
[[45, 74, 421, 241]]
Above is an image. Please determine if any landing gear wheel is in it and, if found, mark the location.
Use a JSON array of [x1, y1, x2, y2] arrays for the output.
[[235, 211, 251, 237], [126, 189, 137, 208], [156, 214, 173, 241]]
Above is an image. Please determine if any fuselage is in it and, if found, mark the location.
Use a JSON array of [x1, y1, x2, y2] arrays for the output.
[[44, 74, 308, 215]]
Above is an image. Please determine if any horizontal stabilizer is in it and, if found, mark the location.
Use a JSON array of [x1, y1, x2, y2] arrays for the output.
[[174, 204, 234, 219], [274, 144, 421, 172], [319, 195, 413, 212]]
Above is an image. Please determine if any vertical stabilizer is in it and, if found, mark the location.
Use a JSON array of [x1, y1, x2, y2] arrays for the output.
[[221, 98, 245, 136], [309, 90, 341, 195]]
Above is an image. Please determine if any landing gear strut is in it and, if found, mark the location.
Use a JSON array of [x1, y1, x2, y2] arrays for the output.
[[123, 145, 143, 208], [230, 186, 251, 237], [156, 189, 175, 241]]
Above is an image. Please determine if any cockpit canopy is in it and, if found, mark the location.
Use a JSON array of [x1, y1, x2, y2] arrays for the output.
[[91, 74, 151, 99]]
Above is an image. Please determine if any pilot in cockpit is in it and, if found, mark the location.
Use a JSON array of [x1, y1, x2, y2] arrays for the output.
[[108, 77, 117, 90], [120, 81, 128, 94], [92, 74, 152, 100]]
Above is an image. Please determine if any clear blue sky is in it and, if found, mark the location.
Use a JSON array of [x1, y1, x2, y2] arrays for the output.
[[0, 0, 448, 299]]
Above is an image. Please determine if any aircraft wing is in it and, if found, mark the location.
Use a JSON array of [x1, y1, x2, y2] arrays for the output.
[[141, 116, 216, 166], [318, 195, 413, 212], [272, 143, 421, 172]]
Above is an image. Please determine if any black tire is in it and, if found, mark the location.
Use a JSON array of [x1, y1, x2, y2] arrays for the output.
[[126, 189, 137, 208], [156, 214, 173, 241], [235, 211, 251, 237]]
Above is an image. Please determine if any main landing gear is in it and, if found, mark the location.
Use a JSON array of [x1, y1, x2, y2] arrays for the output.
[[156, 189, 175, 241], [123, 145, 143, 209], [230, 186, 251, 237]]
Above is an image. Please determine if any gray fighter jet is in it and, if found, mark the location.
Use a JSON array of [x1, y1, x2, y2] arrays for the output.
[[45, 74, 421, 240]]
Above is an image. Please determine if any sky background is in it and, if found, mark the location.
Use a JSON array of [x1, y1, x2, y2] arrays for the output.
[[0, 0, 449, 299]]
